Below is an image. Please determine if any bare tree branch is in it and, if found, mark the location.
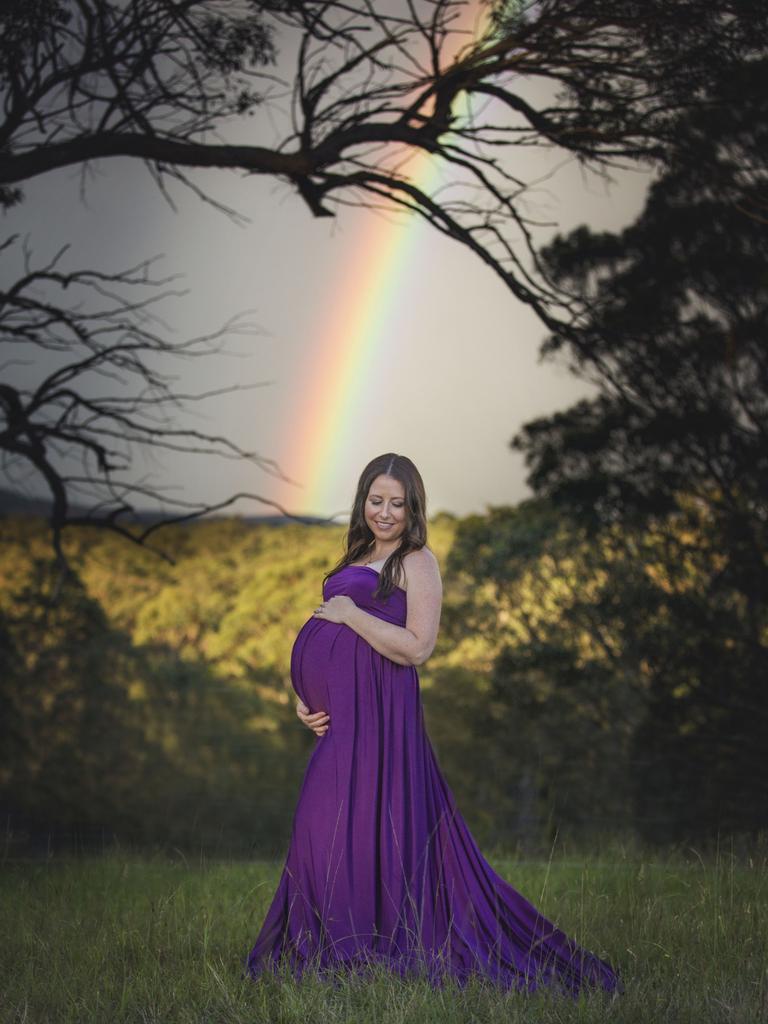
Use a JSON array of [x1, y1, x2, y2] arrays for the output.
[[2, 1, 764, 316], [2, 0, 765, 583], [0, 239, 316, 580]]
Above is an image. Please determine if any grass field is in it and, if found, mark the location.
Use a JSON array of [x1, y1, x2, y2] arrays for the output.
[[1, 842, 766, 1023]]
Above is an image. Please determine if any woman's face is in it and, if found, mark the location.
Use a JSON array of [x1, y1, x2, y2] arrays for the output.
[[364, 474, 407, 545]]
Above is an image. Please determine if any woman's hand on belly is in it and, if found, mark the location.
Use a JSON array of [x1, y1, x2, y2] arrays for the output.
[[296, 698, 330, 737], [312, 595, 355, 624]]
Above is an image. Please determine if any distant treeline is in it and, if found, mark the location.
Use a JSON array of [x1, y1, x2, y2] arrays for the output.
[[1, 503, 765, 857]]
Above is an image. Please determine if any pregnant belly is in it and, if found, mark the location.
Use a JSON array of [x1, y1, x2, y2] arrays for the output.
[[290, 617, 354, 712]]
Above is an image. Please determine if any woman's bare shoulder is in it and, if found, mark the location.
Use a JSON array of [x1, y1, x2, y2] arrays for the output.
[[402, 546, 442, 582], [402, 544, 439, 564]]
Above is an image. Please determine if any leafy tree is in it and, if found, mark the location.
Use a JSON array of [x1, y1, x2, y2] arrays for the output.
[[512, 59, 768, 841], [428, 500, 648, 848], [7, 501, 763, 852], [0, 515, 343, 854]]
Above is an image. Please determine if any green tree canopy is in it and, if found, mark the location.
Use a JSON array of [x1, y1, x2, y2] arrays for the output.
[[511, 58, 768, 842]]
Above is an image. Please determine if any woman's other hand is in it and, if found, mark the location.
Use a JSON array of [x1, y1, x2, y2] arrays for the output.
[[296, 698, 330, 737]]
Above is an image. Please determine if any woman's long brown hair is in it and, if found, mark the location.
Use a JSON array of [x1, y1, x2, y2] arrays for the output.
[[324, 453, 428, 600]]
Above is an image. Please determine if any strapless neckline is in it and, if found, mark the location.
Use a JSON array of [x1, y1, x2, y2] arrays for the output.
[[346, 563, 406, 594]]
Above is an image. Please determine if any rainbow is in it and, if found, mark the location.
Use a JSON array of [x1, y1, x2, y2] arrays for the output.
[[275, 2, 493, 517]]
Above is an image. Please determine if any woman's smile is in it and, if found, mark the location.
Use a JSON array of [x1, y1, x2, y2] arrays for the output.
[[364, 473, 408, 546]]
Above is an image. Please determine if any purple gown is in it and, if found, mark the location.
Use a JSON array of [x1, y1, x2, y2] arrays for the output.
[[245, 564, 621, 995]]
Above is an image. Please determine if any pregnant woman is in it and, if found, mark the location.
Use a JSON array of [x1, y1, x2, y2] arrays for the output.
[[245, 452, 621, 996]]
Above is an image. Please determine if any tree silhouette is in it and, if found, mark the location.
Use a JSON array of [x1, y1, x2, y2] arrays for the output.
[[3, 0, 766, 325], [512, 58, 768, 840], [2, 0, 767, 572], [513, 58, 768, 558], [0, 237, 295, 578]]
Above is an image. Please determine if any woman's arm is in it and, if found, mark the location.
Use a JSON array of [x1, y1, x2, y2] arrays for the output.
[[315, 548, 443, 666]]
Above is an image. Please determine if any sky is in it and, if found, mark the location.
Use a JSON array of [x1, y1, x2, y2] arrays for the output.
[[1, 11, 650, 523]]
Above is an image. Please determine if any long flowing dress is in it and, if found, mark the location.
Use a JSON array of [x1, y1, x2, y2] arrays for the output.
[[245, 563, 621, 995]]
